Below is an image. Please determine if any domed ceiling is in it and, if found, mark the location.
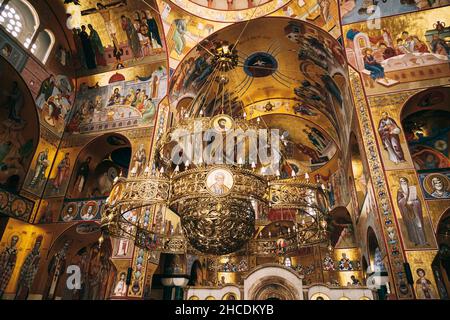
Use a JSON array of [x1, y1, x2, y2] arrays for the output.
[[168, 17, 352, 172]]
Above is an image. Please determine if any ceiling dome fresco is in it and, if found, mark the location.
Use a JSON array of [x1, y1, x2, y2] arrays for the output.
[[165, 0, 290, 22]]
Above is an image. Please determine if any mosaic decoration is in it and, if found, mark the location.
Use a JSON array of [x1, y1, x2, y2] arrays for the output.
[[349, 68, 413, 299], [59, 198, 106, 222], [419, 170, 450, 200], [0, 187, 34, 222]]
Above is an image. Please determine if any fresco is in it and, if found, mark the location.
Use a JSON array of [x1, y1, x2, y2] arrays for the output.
[[386, 171, 437, 250], [168, 19, 353, 150], [0, 188, 34, 222], [22, 137, 58, 196], [340, 0, 450, 25], [419, 171, 450, 200], [406, 250, 440, 299], [67, 67, 166, 134], [64, 0, 165, 76], [0, 57, 38, 193], [342, 7, 450, 95], [0, 29, 28, 72], [35, 75, 75, 136], [59, 199, 105, 222], [371, 105, 414, 171], [402, 109, 450, 171]]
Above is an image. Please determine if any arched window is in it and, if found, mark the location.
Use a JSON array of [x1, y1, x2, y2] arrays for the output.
[[32, 29, 54, 63], [284, 257, 292, 267], [0, 0, 39, 44]]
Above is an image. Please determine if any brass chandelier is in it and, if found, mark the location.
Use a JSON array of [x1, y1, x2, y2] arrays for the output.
[[101, 44, 332, 255]]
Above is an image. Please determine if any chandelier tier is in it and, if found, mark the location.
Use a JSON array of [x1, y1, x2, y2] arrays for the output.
[[100, 40, 332, 256]]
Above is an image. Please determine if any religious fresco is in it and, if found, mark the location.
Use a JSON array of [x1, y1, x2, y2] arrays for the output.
[[58, 199, 105, 223], [168, 18, 353, 150], [419, 171, 450, 200], [64, 0, 165, 76], [43, 148, 79, 198], [405, 250, 440, 299], [386, 171, 437, 250], [66, 134, 132, 200], [402, 109, 450, 171], [340, 0, 450, 25], [22, 137, 58, 197], [157, 0, 344, 69], [34, 75, 75, 136], [0, 188, 34, 222], [342, 7, 450, 96], [0, 57, 38, 194], [370, 105, 414, 171], [67, 67, 165, 135]]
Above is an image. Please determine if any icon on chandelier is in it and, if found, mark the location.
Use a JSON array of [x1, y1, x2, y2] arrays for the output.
[[211, 114, 234, 133], [206, 168, 234, 196]]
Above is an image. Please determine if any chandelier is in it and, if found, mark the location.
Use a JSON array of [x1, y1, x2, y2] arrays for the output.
[[100, 44, 332, 255]]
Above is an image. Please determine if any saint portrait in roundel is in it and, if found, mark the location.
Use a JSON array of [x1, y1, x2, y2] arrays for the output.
[[206, 168, 234, 196], [0, 191, 9, 210], [62, 202, 78, 222], [211, 114, 234, 133], [423, 173, 450, 199], [80, 201, 99, 220], [10, 199, 27, 218]]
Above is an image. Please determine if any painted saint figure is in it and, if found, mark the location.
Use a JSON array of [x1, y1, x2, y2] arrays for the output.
[[397, 177, 428, 246], [132, 144, 146, 177], [4, 81, 24, 123], [44, 240, 71, 300], [172, 19, 187, 56], [121, 15, 141, 59], [30, 148, 49, 188], [88, 24, 107, 67], [378, 112, 405, 164], [15, 235, 43, 300], [430, 176, 450, 198], [338, 253, 353, 271], [53, 153, 71, 191], [74, 156, 91, 194], [79, 25, 97, 69], [113, 272, 127, 296], [210, 172, 230, 195], [363, 48, 385, 80], [415, 268, 436, 299], [0, 235, 19, 298]]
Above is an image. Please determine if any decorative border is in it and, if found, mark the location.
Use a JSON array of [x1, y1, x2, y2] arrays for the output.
[[349, 68, 414, 299]]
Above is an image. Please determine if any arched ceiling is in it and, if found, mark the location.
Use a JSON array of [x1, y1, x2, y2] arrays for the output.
[[168, 17, 348, 172]]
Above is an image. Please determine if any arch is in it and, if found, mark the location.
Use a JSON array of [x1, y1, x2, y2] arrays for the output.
[[0, 55, 39, 193], [367, 226, 380, 271], [41, 221, 113, 300], [310, 292, 330, 300], [329, 207, 356, 248], [349, 132, 368, 211], [32, 29, 55, 64], [189, 259, 203, 286], [222, 292, 237, 300], [65, 133, 132, 199], [244, 264, 303, 300], [205, 295, 215, 300], [400, 87, 450, 171], [188, 295, 199, 300], [0, 0, 39, 44]]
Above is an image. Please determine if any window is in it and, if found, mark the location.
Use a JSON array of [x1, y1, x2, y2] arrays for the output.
[[33, 29, 54, 64], [0, 1, 54, 63], [0, 0, 39, 43], [284, 257, 292, 267]]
